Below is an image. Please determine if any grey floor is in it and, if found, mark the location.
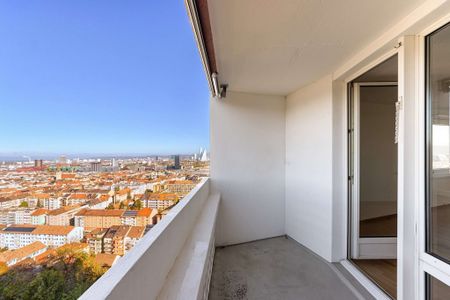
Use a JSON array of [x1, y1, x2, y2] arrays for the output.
[[209, 236, 367, 300]]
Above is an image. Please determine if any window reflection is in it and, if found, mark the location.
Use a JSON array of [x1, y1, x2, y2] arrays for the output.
[[427, 274, 450, 300], [432, 125, 450, 170], [427, 23, 450, 263]]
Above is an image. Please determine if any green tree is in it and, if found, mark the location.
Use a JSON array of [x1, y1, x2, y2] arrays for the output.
[[19, 201, 28, 208], [133, 199, 142, 210], [106, 203, 115, 210], [119, 202, 125, 209], [26, 269, 65, 300]]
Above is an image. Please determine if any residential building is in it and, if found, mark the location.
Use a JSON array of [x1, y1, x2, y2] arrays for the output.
[[142, 193, 178, 210], [44, 197, 61, 210], [66, 193, 89, 206], [32, 193, 61, 210], [124, 226, 145, 254], [30, 208, 48, 225], [85, 228, 108, 254], [88, 195, 111, 209], [165, 180, 196, 195], [75, 208, 156, 228], [0, 241, 47, 266], [0, 209, 32, 225], [47, 205, 84, 226], [0, 225, 83, 249], [74, 209, 123, 228], [0, 197, 21, 209], [103, 225, 129, 256], [115, 188, 131, 202], [121, 208, 157, 226]]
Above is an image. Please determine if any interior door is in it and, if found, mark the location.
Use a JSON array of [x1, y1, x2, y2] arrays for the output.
[[350, 82, 398, 259]]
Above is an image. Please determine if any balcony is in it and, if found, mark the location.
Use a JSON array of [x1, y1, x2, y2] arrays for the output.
[[79, 0, 450, 299]]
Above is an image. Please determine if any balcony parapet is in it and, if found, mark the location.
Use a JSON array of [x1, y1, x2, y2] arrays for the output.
[[80, 177, 217, 300]]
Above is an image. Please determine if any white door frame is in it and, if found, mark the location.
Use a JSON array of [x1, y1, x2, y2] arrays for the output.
[[351, 82, 398, 259]]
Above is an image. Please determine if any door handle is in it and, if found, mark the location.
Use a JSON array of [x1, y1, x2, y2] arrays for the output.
[[395, 97, 402, 144]]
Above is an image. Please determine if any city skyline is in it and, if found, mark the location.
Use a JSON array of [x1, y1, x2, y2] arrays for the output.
[[0, 1, 209, 154]]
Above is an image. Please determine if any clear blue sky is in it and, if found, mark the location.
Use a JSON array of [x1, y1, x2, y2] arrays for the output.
[[0, 1, 210, 156]]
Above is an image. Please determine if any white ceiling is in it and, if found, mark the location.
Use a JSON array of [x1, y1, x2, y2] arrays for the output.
[[207, 0, 426, 95]]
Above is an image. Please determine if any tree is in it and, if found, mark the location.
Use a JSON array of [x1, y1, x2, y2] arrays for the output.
[[0, 247, 105, 300], [36, 199, 43, 208], [0, 262, 7, 276], [19, 201, 28, 208], [133, 199, 142, 210], [119, 202, 125, 209], [25, 269, 65, 300], [106, 203, 114, 210]]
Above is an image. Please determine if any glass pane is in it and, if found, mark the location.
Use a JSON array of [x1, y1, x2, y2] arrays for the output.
[[426, 23, 450, 262], [359, 86, 398, 237], [427, 274, 450, 300]]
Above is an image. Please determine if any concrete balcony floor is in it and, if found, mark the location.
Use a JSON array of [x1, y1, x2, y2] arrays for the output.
[[209, 236, 370, 300]]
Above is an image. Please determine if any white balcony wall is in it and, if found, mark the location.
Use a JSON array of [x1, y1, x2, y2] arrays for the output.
[[285, 75, 335, 262], [80, 179, 213, 300], [210, 91, 286, 246]]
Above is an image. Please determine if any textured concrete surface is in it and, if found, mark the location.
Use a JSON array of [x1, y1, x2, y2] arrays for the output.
[[209, 236, 362, 300]]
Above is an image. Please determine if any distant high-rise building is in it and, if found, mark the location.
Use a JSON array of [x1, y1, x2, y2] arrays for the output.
[[174, 155, 181, 170], [91, 162, 102, 172], [200, 150, 208, 162], [34, 159, 43, 168]]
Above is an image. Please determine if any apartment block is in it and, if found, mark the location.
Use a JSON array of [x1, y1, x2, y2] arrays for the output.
[[0, 197, 21, 209], [47, 205, 84, 226], [65, 194, 89, 206], [124, 226, 145, 253], [74, 209, 123, 228], [0, 225, 83, 249], [103, 225, 129, 256], [0, 209, 32, 225], [164, 180, 196, 195], [142, 193, 178, 211], [30, 208, 48, 225], [0, 241, 47, 266], [85, 228, 108, 254], [75, 208, 157, 229]]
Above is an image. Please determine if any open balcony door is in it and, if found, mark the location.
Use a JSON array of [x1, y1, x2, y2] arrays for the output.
[[350, 82, 398, 259]]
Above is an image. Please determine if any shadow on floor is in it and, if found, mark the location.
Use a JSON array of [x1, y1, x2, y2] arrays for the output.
[[209, 236, 364, 300]]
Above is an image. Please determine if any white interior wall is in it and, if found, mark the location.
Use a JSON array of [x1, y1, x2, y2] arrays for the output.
[[359, 86, 398, 220], [210, 91, 286, 246], [285, 75, 334, 262]]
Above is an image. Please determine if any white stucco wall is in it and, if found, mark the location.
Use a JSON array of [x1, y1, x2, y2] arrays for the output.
[[210, 91, 286, 246], [285, 75, 334, 262]]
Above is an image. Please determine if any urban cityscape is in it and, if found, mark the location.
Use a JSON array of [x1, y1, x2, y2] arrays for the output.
[[0, 150, 209, 299]]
